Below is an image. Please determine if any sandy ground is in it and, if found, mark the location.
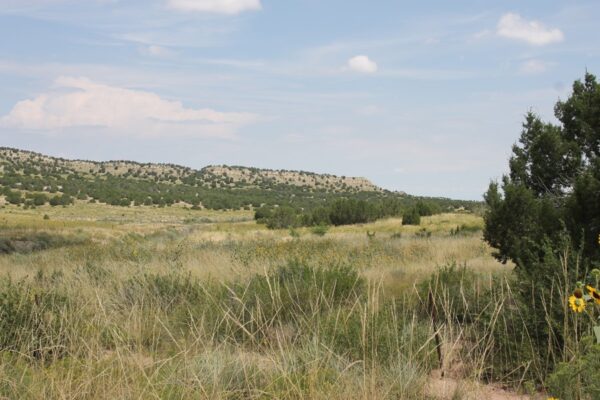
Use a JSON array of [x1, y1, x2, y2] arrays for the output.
[[425, 370, 547, 400]]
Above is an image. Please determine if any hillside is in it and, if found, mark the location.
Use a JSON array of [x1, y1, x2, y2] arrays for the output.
[[0, 147, 477, 213], [0, 147, 381, 193]]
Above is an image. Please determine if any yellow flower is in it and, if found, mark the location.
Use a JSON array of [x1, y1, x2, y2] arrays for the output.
[[547, 397, 559, 400], [586, 285, 600, 305], [569, 295, 586, 313]]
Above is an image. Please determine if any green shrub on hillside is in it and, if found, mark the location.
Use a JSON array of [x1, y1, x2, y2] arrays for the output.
[[4, 190, 22, 205]]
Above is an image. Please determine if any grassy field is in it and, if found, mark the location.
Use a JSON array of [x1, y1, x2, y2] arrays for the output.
[[0, 204, 530, 399]]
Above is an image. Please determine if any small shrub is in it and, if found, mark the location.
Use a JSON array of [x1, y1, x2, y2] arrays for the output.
[[547, 341, 600, 400], [402, 208, 420, 225], [311, 224, 328, 236]]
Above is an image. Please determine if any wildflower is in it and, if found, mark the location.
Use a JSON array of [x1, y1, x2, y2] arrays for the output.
[[569, 295, 586, 313], [586, 285, 600, 305], [547, 397, 559, 400], [573, 287, 583, 299]]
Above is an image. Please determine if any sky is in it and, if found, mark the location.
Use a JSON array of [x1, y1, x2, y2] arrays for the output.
[[0, 0, 598, 200]]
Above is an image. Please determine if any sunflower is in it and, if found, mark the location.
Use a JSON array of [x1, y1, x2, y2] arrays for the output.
[[569, 295, 586, 313], [586, 285, 600, 305]]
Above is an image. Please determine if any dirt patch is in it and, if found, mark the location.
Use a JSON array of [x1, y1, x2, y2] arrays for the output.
[[425, 370, 545, 400]]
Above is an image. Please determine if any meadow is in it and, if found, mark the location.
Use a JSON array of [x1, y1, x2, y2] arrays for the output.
[[0, 202, 549, 399]]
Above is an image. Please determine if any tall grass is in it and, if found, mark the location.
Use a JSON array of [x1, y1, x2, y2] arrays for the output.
[[0, 209, 537, 399]]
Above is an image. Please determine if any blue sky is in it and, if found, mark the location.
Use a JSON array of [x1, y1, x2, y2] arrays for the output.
[[0, 0, 598, 199]]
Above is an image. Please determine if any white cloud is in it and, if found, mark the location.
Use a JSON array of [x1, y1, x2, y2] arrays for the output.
[[519, 59, 549, 74], [1, 77, 259, 138], [166, 0, 261, 14], [497, 13, 564, 45], [347, 55, 378, 74]]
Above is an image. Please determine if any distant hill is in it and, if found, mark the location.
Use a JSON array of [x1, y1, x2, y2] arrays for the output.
[[0, 147, 382, 193], [0, 147, 476, 213]]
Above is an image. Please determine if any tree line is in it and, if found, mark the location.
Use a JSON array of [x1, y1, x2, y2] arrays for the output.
[[254, 198, 444, 229]]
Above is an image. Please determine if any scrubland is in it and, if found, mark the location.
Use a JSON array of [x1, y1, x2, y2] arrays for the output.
[[0, 204, 550, 399]]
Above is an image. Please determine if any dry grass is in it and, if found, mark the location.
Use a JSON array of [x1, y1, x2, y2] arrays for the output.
[[0, 204, 522, 399]]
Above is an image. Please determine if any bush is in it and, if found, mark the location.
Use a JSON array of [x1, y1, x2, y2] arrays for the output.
[[402, 208, 420, 225], [415, 200, 439, 216], [305, 206, 331, 226], [547, 341, 600, 400], [5, 190, 22, 205], [311, 224, 329, 236], [49, 194, 73, 207], [264, 206, 300, 229], [31, 193, 48, 206], [328, 199, 377, 226]]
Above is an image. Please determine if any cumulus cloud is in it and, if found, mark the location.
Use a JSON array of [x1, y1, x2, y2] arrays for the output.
[[519, 59, 549, 74], [0, 77, 259, 138], [497, 13, 564, 45], [347, 55, 378, 74], [166, 0, 261, 14]]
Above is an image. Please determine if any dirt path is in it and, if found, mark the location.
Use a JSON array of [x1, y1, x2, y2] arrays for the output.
[[425, 370, 545, 400]]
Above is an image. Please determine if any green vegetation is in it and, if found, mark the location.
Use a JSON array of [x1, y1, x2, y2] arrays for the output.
[[255, 198, 447, 229], [0, 148, 479, 216], [483, 72, 600, 398], [402, 207, 421, 225]]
